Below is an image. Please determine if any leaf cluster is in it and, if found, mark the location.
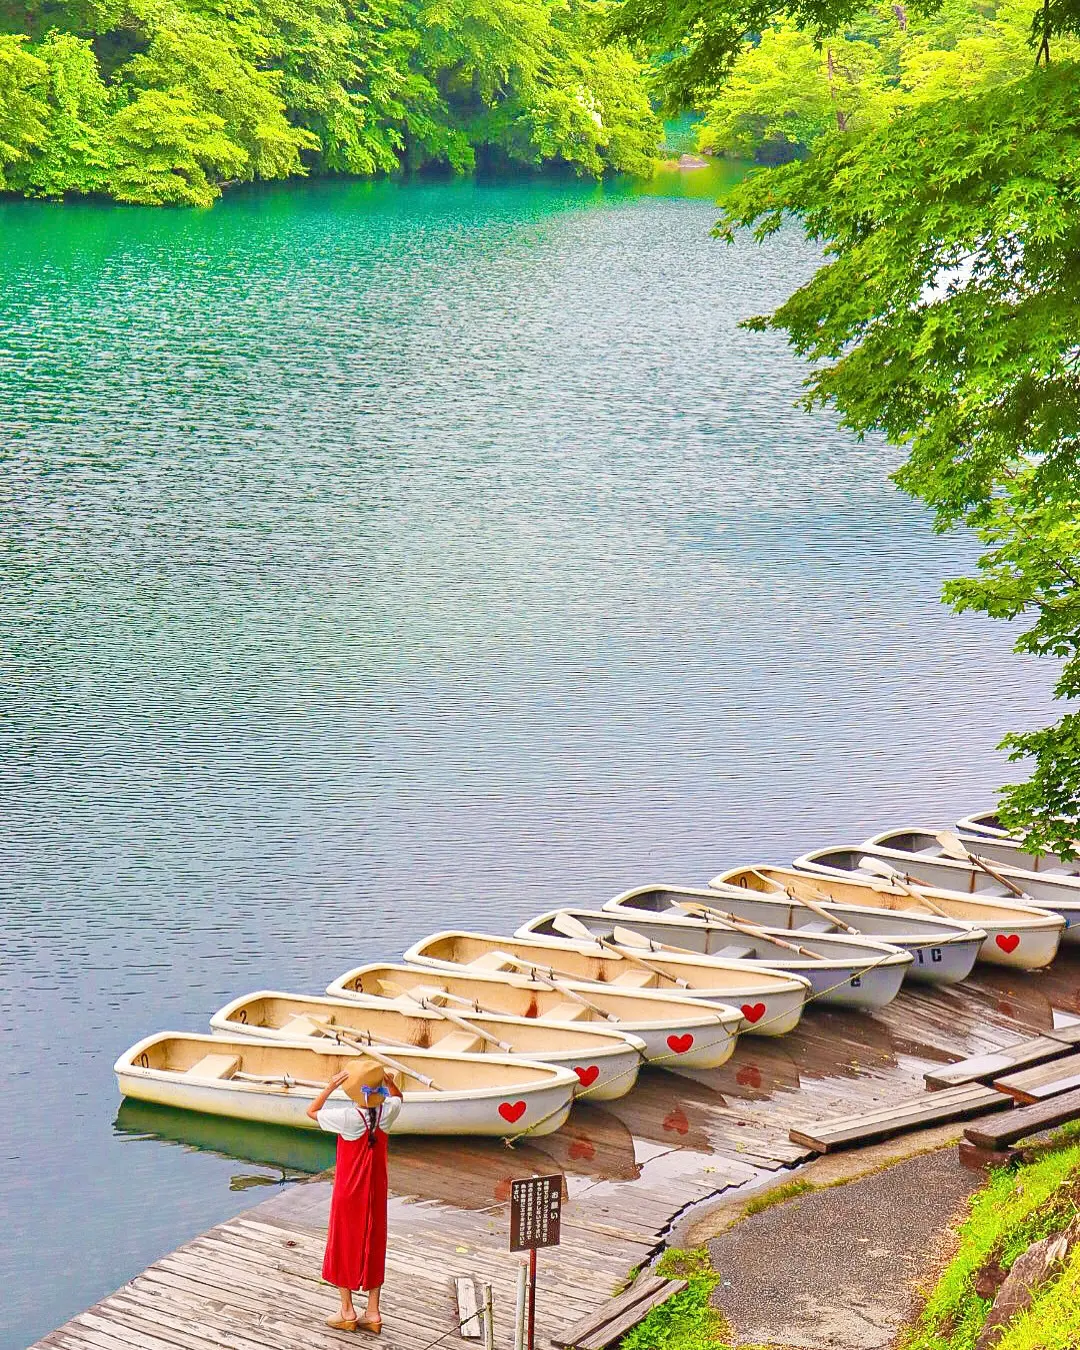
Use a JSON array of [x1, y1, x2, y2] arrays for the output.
[[717, 63, 1080, 851], [0, 0, 662, 202]]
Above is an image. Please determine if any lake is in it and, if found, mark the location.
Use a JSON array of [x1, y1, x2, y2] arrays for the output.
[[0, 165, 1053, 1349]]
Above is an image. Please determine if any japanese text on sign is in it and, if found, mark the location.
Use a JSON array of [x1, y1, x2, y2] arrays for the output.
[[509, 1174, 563, 1252]]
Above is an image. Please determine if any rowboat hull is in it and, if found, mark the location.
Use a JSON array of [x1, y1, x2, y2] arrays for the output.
[[210, 990, 647, 1102], [794, 846, 1064, 968], [518, 905, 912, 1011], [326, 963, 742, 1068], [402, 931, 810, 1036], [695, 871, 983, 985], [953, 829, 1080, 880], [115, 1033, 577, 1137], [860, 829, 1080, 942]]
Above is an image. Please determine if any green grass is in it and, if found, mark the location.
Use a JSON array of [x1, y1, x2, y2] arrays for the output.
[[899, 1129, 1080, 1350], [741, 1178, 814, 1218], [618, 1248, 732, 1350]]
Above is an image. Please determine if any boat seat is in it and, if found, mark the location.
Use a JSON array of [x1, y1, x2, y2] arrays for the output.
[[434, 1030, 485, 1054], [184, 1054, 241, 1081], [711, 943, 756, 960], [611, 970, 655, 988], [537, 1001, 591, 1022], [469, 952, 518, 973], [279, 1014, 323, 1038], [795, 920, 836, 934]]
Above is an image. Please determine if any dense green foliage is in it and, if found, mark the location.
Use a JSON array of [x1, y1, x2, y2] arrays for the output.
[[0, 0, 660, 202], [715, 61, 1080, 853], [611, 0, 1080, 850], [901, 1133, 1080, 1348], [618, 1248, 731, 1350], [696, 0, 1069, 163]]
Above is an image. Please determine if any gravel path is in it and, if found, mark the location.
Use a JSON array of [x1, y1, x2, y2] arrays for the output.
[[707, 1148, 981, 1349]]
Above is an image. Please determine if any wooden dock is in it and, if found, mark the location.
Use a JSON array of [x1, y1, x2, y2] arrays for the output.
[[33, 950, 1080, 1349]]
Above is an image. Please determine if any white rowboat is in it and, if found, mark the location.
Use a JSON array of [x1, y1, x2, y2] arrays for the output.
[[210, 990, 647, 1101], [115, 1032, 578, 1137], [608, 879, 981, 987], [793, 845, 1064, 968], [858, 829, 1080, 941], [402, 931, 810, 1037], [326, 962, 742, 1070], [520, 903, 911, 1011]]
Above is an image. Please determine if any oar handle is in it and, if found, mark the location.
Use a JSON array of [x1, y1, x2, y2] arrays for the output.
[[234, 1071, 327, 1090], [677, 899, 826, 960], [418, 998, 514, 1051], [966, 850, 1031, 900], [309, 1016, 440, 1089], [498, 956, 620, 1022], [595, 934, 691, 987], [738, 869, 860, 938]]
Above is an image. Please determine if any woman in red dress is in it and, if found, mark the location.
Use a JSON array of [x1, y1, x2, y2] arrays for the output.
[[307, 1059, 403, 1333]]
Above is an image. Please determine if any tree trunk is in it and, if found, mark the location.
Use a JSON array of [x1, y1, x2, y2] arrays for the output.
[[826, 49, 848, 132]]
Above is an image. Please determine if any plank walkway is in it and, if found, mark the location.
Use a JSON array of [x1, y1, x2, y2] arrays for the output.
[[33, 949, 1080, 1349]]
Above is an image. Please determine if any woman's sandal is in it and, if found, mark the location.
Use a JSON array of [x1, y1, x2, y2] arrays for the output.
[[356, 1318, 383, 1335], [326, 1316, 359, 1332]]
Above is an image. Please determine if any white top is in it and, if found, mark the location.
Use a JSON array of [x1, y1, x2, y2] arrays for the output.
[[317, 1097, 402, 1139]]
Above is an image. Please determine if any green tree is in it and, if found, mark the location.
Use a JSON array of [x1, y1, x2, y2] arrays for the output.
[[714, 61, 1080, 850], [0, 35, 48, 186], [9, 31, 110, 195], [696, 22, 889, 162]]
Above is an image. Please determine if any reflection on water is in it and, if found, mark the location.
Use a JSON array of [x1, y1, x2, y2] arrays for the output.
[[114, 1099, 337, 1177], [0, 170, 1056, 1349]]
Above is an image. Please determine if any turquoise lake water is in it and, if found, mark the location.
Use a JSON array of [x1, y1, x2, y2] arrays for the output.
[[0, 167, 1055, 1348]]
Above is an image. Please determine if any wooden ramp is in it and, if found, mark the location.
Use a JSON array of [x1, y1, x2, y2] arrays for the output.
[[34, 954, 1080, 1348]]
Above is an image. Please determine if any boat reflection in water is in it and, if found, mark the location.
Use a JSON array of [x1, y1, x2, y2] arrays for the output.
[[114, 1098, 337, 1186]]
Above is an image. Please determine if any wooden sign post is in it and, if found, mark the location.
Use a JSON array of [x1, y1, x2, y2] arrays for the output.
[[510, 1174, 562, 1350]]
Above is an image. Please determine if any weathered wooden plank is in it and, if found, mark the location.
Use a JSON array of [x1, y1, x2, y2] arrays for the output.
[[924, 1036, 1078, 1091], [994, 1052, 1080, 1104], [553, 1277, 687, 1350], [790, 1084, 1012, 1153], [578, 1279, 688, 1350], [551, 1276, 668, 1349], [454, 1276, 483, 1340]]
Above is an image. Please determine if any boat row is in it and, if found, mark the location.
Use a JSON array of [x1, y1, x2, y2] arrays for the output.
[[116, 811, 1078, 1140]]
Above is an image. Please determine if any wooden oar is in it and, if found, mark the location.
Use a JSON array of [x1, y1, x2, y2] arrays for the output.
[[671, 899, 827, 960], [379, 984, 514, 1051], [234, 1071, 326, 1090], [308, 1017, 443, 1089], [549, 913, 691, 987], [492, 953, 623, 1021], [745, 868, 860, 936], [935, 830, 1037, 901], [857, 855, 953, 918]]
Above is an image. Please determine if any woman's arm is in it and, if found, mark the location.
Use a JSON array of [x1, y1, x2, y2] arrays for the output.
[[306, 1069, 351, 1121]]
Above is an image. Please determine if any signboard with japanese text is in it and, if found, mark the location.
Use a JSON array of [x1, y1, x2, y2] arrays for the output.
[[509, 1174, 562, 1252]]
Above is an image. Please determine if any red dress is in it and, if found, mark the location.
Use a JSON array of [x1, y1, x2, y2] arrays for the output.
[[321, 1106, 391, 1291]]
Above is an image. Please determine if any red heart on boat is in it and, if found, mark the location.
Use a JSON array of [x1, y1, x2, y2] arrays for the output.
[[568, 1136, 595, 1160], [736, 1064, 762, 1088], [574, 1065, 600, 1087], [996, 933, 1021, 954], [741, 1002, 766, 1024], [499, 1100, 527, 1124], [663, 1107, 690, 1135], [667, 1033, 694, 1054]]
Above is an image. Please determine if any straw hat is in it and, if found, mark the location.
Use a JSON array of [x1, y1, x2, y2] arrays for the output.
[[342, 1058, 386, 1103]]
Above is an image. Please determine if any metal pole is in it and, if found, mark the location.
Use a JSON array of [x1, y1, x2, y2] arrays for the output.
[[514, 1260, 528, 1350], [527, 1247, 537, 1350], [483, 1282, 495, 1350]]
